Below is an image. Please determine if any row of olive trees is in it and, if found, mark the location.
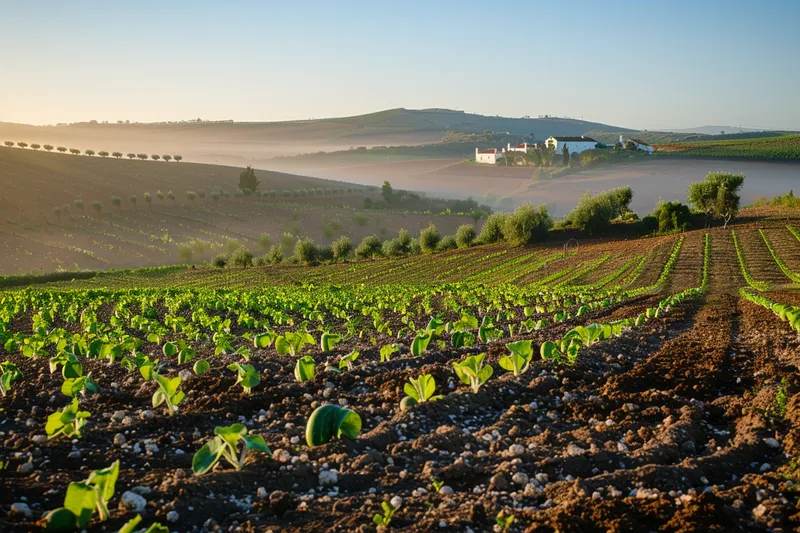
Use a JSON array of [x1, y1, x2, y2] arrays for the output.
[[2, 141, 181, 161]]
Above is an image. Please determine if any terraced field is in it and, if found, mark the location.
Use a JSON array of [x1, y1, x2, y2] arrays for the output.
[[2, 217, 800, 532]]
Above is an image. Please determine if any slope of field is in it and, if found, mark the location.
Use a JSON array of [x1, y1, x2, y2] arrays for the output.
[[0, 147, 472, 274], [2, 216, 800, 532], [0, 109, 633, 165], [656, 134, 800, 160]]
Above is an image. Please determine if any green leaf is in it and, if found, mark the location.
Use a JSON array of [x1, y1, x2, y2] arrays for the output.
[[193, 359, 210, 375], [294, 355, 316, 382], [64, 482, 97, 528], [411, 331, 431, 356], [275, 335, 291, 356], [540, 341, 561, 361], [305, 404, 362, 447], [162, 341, 178, 357], [242, 434, 271, 454], [254, 332, 275, 349], [87, 460, 120, 502], [192, 437, 225, 476], [320, 332, 341, 353]]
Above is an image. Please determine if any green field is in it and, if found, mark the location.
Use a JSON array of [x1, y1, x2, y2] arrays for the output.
[[656, 133, 800, 160]]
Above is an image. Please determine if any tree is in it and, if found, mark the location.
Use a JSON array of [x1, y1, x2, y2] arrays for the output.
[[91, 201, 103, 214], [294, 238, 318, 264], [112, 152, 123, 158], [167, 191, 175, 203], [456, 224, 476, 248], [111, 196, 122, 212], [144, 191, 152, 209], [174, 155, 182, 162], [562, 186, 633, 235], [157, 190, 164, 201], [69, 148, 80, 155], [355, 235, 383, 259], [688, 172, 744, 228], [85, 149, 95, 156], [187, 191, 196, 203], [162, 154, 172, 162], [238, 166, 260, 192], [332, 236, 353, 261], [151, 154, 160, 161], [137, 153, 148, 160], [129, 194, 137, 209], [257, 233, 272, 251], [650, 200, 691, 233], [98, 151, 109, 157], [502, 203, 552, 245], [30, 143, 41, 150], [57, 146, 67, 153], [562, 145, 570, 166], [127, 153, 136, 159], [419, 223, 440, 253], [3, 141, 13, 148], [381, 181, 393, 203], [477, 213, 508, 244], [74, 198, 84, 213], [17, 142, 28, 148]]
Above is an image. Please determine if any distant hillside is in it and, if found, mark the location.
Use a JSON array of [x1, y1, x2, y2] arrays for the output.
[[0, 109, 633, 166], [585, 129, 799, 146], [664, 125, 767, 135], [655, 134, 800, 160]]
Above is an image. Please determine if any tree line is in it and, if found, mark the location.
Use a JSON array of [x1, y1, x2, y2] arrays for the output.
[[2, 141, 181, 161]]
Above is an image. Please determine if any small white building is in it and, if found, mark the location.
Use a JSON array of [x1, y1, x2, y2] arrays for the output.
[[545, 136, 598, 155], [504, 142, 537, 153], [475, 148, 504, 164], [629, 138, 654, 153]]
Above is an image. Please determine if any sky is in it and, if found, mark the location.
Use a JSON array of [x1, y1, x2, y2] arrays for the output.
[[1, 0, 799, 130]]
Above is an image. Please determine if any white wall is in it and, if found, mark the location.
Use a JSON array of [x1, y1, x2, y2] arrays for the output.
[[554, 141, 596, 155]]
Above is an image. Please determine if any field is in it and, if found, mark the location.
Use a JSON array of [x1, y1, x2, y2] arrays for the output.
[[2, 214, 800, 532], [0, 147, 473, 274], [655, 134, 800, 160]]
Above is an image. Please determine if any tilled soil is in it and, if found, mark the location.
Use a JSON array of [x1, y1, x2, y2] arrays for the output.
[[3, 233, 800, 532]]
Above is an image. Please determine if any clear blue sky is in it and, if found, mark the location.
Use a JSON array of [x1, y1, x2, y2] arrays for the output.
[[1, 0, 798, 130]]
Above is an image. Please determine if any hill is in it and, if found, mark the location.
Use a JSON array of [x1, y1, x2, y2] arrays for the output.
[[584, 129, 800, 146], [0, 146, 475, 275], [654, 133, 800, 160], [0, 109, 633, 167]]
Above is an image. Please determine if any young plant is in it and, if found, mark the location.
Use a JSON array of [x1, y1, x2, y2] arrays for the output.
[[294, 355, 316, 382], [320, 332, 342, 353], [227, 362, 261, 394], [338, 350, 360, 371], [453, 353, 493, 393], [163, 339, 195, 364], [478, 315, 503, 343], [116, 515, 170, 533], [372, 501, 396, 527], [401, 373, 442, 409], [42, 460, 120, 529], [0, 361, 22, 396], [46, 398, 90, 439], [380, 343, 400, 362], [275, 330, 315, 356], [495, 511, 515, 532], [61, 374, 99, 398], [151, 372, 185, 416], [192, 423, 271, 476], [411, 330, 432, 356], [499, 340, 534, 376], [305, 404, 362, 447], [193, 359, 210, 375], [253, 331, 276, 349]]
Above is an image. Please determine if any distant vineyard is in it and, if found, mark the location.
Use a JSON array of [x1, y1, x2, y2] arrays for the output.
[[655, 134, 800, 160]]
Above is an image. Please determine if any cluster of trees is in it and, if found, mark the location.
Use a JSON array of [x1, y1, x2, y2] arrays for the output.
[[2, 141, 182, 161]]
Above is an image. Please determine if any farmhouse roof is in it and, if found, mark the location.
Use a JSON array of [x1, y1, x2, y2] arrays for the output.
[[631, 139, 651, 146], [477, 148, 499, 154], [551, 136, 597, 142]]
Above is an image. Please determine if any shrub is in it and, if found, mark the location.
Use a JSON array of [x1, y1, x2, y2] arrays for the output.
[[316, 245, 334, 262], [437, 235, 458, 251], [355, 235, 383, 259], [332, 236, 353, 261], [650, 200, 692, 233], [502, 203, 552, 245], [688, 171, 744, 228], [477, 213, 508, 244], [353, 213, 368, 226], [382, 238, 404, 257], [419, 223, 440, 253], [257, 233, 272, 250], [177, 243, 193, 263], [212, 254, 227, 268], [294, 238, 318, 264], [267, 246, 284, 264], [456, 224, 476, 248], [229, 247, 253, 267], [562, 186, 633, 235], [363, 197, 373, 209]]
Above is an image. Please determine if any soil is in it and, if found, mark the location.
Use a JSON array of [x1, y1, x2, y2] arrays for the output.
[[2, 227, 800, 532]]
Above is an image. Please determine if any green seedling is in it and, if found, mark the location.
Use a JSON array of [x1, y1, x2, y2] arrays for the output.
[[192, 423, 271, 476], [0, 361, 22, 396], [453, 353, 493, 393], [46, 398, 90, 439], [495, 510, 515, 531], [320, 332, 341, 352], [294, 355, 316, 382], [61, 374, 99, 398], [305, 404, 362, 447], [42, 460, 120, 530], [379, 343, 400, 362], [372, 501, 396, 527], [193, 359, 210, 375], [227, 362, 260, 394], [499, 340, 534, 376], [401, 373, 442, 409], [152, 372, 184, 415], [338, 350, 359, 371], [275, 330, 315, 356]]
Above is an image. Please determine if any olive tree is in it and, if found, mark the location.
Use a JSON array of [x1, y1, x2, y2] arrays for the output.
[[688, 172, 744, 228], [111, 196, 122, 212]]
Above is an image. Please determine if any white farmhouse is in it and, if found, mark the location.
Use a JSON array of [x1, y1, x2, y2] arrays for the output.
[[545, 136, 598, 155], [629, 139, 654, 153], [475, 148, 504, 164], [504, 142, 537, 153]]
